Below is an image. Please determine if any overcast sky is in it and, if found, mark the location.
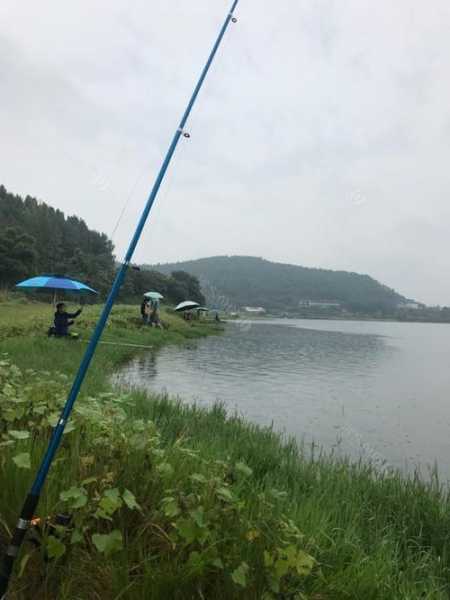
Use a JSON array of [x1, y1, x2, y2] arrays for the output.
[[1, 1, 450, 304]]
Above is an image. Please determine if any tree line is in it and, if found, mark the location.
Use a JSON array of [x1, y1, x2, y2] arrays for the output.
[[0, 185, 204, 305]]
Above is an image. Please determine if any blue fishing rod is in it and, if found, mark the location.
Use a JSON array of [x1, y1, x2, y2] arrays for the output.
[[0, 1, 239, 596]]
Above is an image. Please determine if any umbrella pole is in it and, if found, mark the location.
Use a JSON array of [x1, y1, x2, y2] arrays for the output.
[[0, 2, 239, 595]]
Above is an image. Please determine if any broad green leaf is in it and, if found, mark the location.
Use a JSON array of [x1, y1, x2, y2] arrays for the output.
[[264, 550, 274, 567], [235, 461, 253, 477], [70, 529, 83, 545], [294, 550, 315, 577], [216, 486, 234, 503], [60, 486, 88, 509], [13, 452, 31, 469], [284, 544, 298, 566], [122, 489, 140, 511], [2, 383, 15, 397], [187, 550, 205, 573], [157, 462, 174, 478], [212, 557, 224, 569], [98, 488, 122, 516], [92, 530, 123, 555], [274, 558, 290, 579], [4, 409, 20, 422], [189, 473, 207, 484], [268, 576, 280, 594], [46, 535, 66, 559], [62, 421, 76, 434], [190, 507, 205, 528], [9, 430, 30, 440], [162, 499, 180, 518], [231, 562, 249, 588], [176, 518, 201, 544], [81, 476, 97, 486], [47, 413, 59, 427]]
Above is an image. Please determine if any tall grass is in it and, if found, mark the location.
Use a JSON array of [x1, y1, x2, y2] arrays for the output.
[[1, 300, 450, 598]]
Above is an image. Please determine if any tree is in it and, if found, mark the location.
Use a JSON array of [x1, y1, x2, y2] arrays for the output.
[[168, 271, 205, 304], [0, 227, 37, 286], [0, 186, 117, 297]]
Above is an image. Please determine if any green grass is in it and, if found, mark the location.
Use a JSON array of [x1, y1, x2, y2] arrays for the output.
[[0, 300, 219, 395], [1, 300, 450, 598]]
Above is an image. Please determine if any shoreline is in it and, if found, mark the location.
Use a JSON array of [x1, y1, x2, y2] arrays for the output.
[[2, 301, 450, 598]]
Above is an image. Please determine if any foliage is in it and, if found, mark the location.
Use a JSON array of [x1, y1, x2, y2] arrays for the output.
[[151, 255, 408, 312], [0, 227, 37, 287], [119, 268, 205, 305], [2, 305, 450, 598], [0, 185, 204, 305], [0, 358, 317, 598], [0, 185, 115, 295]]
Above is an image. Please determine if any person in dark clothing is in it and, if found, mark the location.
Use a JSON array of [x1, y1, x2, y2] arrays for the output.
[[141, 298, 150, 324], [49, 302, 82, 337]]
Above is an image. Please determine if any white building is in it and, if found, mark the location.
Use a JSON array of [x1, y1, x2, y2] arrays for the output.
[[397, 302, 420, 310], [299, 300, 341, 308], [242, 306, 266, 314]]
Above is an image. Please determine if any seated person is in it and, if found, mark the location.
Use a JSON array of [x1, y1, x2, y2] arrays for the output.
[[48, 302, 82, 337], [149, 306, 164, 329]]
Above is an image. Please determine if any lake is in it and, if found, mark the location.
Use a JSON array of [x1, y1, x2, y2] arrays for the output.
[[114, 318, 450, 479]]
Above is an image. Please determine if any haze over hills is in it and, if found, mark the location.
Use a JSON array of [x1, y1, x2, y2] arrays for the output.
[[149, 256, 411, 313]]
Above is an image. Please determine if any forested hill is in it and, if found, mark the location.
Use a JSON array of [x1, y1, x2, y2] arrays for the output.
[[150, 256, 409, 312], [0, 185, 204, 304], [0, 185, 116, 294]]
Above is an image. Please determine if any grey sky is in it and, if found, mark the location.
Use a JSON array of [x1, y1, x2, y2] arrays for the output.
[[1, 1, 450, 304]]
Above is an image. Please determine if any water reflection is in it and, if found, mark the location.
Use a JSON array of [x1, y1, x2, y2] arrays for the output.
[[114, 319, 450, 480]]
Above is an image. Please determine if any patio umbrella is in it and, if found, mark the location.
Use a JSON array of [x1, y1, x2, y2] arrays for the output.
[[144, 291, 164, 300], [16, 275, 98, 304], [174, 300, 200, 312], [197, 307, 209, 312]]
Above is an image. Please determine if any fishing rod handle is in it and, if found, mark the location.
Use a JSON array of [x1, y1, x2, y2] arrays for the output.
[[0, 494, 39, 598]]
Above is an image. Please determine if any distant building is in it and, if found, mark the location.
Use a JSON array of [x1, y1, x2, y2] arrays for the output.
[[397, 302, 420, 310], [242, 306, 266, 314], [299, 300, 341, 308]]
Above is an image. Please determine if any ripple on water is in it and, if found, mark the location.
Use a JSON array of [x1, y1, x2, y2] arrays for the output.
[[114, 318, 450, 480]]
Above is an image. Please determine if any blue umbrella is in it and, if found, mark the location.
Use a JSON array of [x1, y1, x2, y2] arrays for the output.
[[16, 275, 98, 296]]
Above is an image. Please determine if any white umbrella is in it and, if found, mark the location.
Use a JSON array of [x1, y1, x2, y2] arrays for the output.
[[144, 291, 164, 300], [174, 300, 200, 312]]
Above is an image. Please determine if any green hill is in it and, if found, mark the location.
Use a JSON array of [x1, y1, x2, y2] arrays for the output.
[[149, 256, 409, 313]]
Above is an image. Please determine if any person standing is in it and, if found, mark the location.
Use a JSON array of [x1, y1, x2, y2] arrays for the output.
[[140, 297, 150, 324]]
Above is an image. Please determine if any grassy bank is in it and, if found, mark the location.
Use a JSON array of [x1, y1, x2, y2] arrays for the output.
[[1, 301, 450, 598], [0, 300, 218, 396]]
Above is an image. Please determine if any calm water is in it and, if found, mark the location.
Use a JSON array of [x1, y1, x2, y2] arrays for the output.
[[114, 319, 450, 479]]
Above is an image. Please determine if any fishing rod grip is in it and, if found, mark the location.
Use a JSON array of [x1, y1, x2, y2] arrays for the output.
[[0, 493, 40, 598]]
